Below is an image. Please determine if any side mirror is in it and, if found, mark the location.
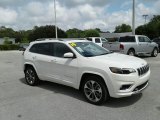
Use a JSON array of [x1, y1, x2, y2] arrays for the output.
[[64, 52, 74, 58]]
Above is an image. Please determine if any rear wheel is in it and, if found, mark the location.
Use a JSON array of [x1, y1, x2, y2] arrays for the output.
[[127, 49, 135, 56], [82, 76, 109, 105], [151, 48, 158, 57], [25, 67, 39, 86]]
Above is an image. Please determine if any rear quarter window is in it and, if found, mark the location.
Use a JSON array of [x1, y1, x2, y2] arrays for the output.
[[29, 43, 53, 56], [119, 36, 136, 42]]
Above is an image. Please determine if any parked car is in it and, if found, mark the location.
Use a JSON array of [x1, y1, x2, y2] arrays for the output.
[[23, 38, 150, 105], [86, 37, 108, 47], [19, 43, 29, 51], [103, 35, 159, 57], [152, 37, 160, 52]]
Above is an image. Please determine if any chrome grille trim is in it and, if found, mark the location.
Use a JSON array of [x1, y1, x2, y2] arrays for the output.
[[137, 64, 149, 76]]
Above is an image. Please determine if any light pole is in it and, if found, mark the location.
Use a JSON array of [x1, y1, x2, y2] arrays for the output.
[[54, 0, 58, 39], [132, 0, 135, 35], [143, 14, 148, 24]]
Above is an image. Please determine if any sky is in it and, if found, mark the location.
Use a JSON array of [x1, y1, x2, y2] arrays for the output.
[[0, 0, 159, 32]]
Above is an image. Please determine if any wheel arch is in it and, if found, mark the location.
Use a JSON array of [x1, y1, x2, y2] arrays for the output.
[[79, 72, 108, 91], [24, 62, 37, 73], [127, 48, 136, 54]]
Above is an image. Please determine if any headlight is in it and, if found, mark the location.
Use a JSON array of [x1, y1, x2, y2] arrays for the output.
[[109, 67, 136, 74]]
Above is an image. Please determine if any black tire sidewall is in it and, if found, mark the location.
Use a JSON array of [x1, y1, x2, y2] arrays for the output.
[[25, 67, 39, 86], [82, 76, 109, 105], [127, 49, 135, 56], [152, 48, 158, 57]]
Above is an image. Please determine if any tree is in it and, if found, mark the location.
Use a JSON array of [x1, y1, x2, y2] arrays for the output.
[[83, 29, 100, 37], [66, 28, 83, 38], [136, 15, 160, 39], [114, 24, 132, 33], [28, 25, 67, 41]]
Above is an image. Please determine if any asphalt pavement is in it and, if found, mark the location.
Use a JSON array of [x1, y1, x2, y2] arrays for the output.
[[0, 51, 159, 120]]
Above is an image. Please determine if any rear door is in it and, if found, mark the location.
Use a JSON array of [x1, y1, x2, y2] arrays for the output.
[[138, 36, 147, 53], [30, 43, 54, 80], [143, 36, 154, 53]]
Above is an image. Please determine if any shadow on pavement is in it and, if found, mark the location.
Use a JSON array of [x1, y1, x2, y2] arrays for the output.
[[20, 78, 142, 108], [104, 94, 142, 108]]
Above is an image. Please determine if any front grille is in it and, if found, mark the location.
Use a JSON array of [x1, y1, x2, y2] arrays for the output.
[[133, 81, 148, 92], [137, 64, 149, 76]]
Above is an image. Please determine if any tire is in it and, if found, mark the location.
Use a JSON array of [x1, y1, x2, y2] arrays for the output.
[[151, 48, 158, 57], [24, 67, 39, 86], [82, 76, 109, 105], [127, 49, 135, 56]]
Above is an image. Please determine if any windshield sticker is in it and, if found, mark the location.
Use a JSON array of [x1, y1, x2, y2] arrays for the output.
[[69, 42, 77, 47]]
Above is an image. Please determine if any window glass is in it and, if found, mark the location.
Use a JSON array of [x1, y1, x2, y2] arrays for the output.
[[95, 38, 101, 43], [144, 37, 151, 42], [29, 44, 38, 53], [29, 43, 53, 56], [138, 37, 145, 42], [119, 36, 136, 42], [69, 42, 111, 57], [54, 43, 72, 58], [86, 38, 92, 41]]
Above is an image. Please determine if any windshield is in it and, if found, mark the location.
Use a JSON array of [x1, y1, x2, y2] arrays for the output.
[[69, 42, 111, 57]]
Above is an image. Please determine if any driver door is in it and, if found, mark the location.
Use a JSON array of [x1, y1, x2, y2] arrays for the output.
[[49, 42, 78, 86]]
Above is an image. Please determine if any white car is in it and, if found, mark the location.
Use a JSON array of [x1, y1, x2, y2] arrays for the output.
[[23, 39, 150, 105], [86, 37, 108, 47]]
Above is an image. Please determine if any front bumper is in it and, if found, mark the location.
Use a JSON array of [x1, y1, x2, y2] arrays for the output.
[[108, 69, 150, 98]]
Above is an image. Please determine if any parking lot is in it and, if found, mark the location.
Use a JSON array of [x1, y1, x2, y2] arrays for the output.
[[0, 51, 160, 120]]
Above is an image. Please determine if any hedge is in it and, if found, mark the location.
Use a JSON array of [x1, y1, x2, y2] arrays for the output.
[[0, 44, 19, 50]]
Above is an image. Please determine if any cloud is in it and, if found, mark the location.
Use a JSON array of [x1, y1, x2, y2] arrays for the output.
[[0, 0, 159, 32], [0, 7, 17, 24]]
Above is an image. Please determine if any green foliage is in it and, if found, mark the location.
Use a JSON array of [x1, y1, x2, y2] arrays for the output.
[[66, 28, 84, 38], [0, 44, 19, 50], [83, 29, 100, 37], [0, 27, 15, 38], [21, 37, 29, 43], [114, 24, 132, 33], [28, 25, 67, 41], [136, 15, 160, 39], [3, 37, 13, 44]]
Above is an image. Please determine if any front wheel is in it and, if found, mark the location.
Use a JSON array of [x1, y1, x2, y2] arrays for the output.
[[151, 48, 158, 57], [82, 76, 109, 105]]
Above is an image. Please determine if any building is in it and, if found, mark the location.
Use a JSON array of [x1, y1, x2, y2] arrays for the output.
[[100, 32, 132, 38], [0, 38, 16, 45]]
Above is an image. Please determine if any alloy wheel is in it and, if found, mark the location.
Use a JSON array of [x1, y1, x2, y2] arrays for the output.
[[84, 80, 102, 103]]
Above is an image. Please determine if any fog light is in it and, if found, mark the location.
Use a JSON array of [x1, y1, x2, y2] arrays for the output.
[[120, 84, 132, 90]]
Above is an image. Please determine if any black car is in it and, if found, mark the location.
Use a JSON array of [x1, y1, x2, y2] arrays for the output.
[[152, 37, 160, 52]]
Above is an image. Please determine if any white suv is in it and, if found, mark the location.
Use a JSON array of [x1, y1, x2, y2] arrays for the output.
[[23, 39, 150, 105]]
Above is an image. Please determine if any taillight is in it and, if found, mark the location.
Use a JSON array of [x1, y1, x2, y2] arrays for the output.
[[120, 44, 124, 50]]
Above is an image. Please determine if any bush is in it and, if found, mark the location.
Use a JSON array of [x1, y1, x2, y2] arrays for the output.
[[4, 40, 13, 45], [0, 44, 19, 50]]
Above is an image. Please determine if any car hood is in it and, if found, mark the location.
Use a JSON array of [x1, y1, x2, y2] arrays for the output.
[[88, 53, 147, 69]]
